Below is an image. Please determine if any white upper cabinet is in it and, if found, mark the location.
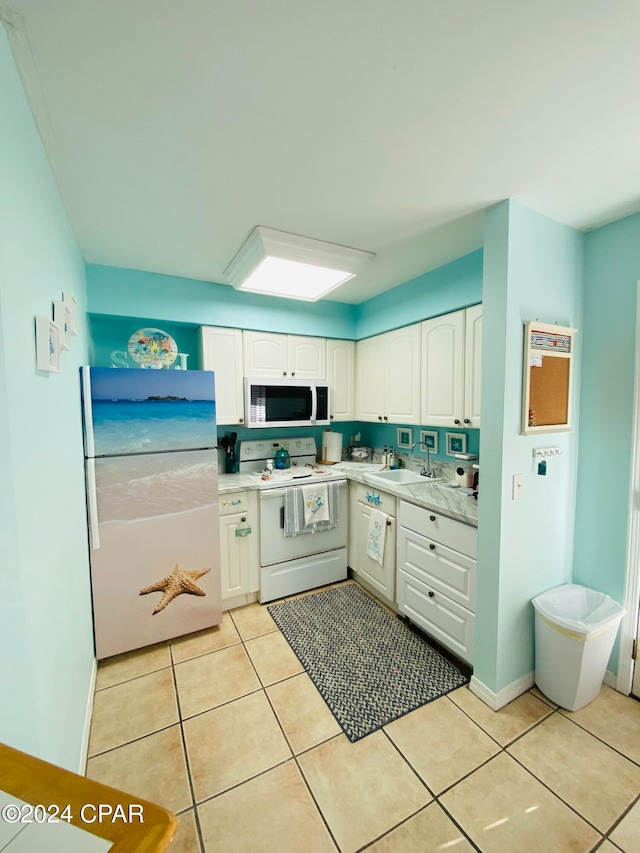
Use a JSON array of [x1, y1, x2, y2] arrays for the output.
[[326, 339, 355, 421], [420, 306, 482, 429], [199, 326, 245, 425], [420, 310, 465, 428], [463, 304, 483, 428], [356, 324, 421, 424], [243, 331, 326, 380], [287, 335, 327, 380], [385, 325, 421, 424], [242, 331, 288, 377]]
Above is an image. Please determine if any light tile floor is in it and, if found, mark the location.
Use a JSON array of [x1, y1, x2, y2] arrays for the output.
[[87, 581, 640, 852]]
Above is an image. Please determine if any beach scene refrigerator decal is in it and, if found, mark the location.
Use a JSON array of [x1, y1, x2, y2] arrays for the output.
[[81, 367, 221, 659]]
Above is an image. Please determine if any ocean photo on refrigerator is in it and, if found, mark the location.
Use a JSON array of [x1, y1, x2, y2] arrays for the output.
[[87, 367, 216, 456]]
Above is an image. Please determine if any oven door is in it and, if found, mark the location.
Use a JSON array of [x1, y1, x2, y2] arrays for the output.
[[260, 481, 347, 566]]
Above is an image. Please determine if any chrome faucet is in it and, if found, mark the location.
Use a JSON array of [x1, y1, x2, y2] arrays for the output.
[[410, 441, 435, 478]]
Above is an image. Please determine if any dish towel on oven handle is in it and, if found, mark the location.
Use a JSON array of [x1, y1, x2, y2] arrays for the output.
[[284, 481, 338, 536], [301, 483, 330, 525], [367, 508, 388, 566]]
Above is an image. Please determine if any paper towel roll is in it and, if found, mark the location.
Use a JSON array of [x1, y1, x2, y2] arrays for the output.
[[322, 431, 343, 463]]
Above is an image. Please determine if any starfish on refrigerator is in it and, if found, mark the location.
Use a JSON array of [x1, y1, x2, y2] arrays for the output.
[[139, 564, 210, 614]]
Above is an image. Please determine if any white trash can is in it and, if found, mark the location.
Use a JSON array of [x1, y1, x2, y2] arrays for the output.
[[532, 584, 625, 712]]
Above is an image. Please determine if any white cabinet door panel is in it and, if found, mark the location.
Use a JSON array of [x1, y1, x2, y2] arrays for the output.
[[420, 311, 465, 427], [288, 335, 326, 380], [355, 336, 385, 422], [464, 304, 482, 428], [199, 326, 244, 425], [385, 325, 421, 425], [243, 331, 289, 378], [327, 339, 355, 421]]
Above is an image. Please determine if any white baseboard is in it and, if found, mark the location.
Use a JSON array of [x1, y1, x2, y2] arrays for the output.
[[603, 669, 617, 690], [79, 658, 97, 775], [469, 672, 535, 711], [222, 591, 259, 611]]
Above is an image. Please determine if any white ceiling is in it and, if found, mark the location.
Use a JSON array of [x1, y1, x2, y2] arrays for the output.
[[3, 0, 639, 303]]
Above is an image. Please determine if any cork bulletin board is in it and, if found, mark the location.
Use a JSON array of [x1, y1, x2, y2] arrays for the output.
[[522, 321, 577, 434], [529, 356, 570, 426]]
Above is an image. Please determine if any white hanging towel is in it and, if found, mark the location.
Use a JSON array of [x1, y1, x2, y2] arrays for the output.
[[301, 482, 330, 525], [367, 508, 388, 566]]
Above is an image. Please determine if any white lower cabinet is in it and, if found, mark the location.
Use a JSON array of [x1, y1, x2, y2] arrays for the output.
[[349, 484, 396, 603], [396, 501, 477, 664], [219, 491, 259, 608]]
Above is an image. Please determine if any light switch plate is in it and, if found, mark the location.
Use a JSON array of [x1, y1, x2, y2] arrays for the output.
[[513, 473, 524, 500]]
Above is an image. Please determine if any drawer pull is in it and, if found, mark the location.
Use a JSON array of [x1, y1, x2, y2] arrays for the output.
[[428, 591, 435, 598], [429, 543, 436, 551], [429, 515, 436, 522], [241, 516, 246, 522]]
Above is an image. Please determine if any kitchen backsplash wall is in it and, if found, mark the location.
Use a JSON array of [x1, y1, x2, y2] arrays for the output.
[[352, 422, 479, 459]]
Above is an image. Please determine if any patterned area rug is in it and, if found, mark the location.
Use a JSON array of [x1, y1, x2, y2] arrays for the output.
[[268, 583, 469, 742]]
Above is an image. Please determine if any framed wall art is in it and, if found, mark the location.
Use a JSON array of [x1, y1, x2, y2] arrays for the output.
[[396, 427, 413, 449], [54, 300, 72, 350], [63, 291, 78, 335], [35, 316, 61, 372], [445, 432, 467, 455], [419, 430, 439, 455]]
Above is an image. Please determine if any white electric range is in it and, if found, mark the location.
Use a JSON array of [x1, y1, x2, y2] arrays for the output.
[[238, 437, 348, 601]]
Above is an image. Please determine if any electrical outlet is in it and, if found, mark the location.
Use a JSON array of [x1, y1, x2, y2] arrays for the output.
[[513, 473, 524, 500]]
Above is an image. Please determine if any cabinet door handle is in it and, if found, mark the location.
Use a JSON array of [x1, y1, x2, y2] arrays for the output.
[[383, 416, 388, 421], [291, 371, 295, 376], [386, 519, 392, 526], [280, 507, 285, 528], [464, 418, 471, 424], [429, 515, 436, 522], [428, 590, 435, 598], [283, 371, 287, 376], [330, 415, 334, 419], [241, 516, 246, 522], [239, 418, 244, 423], [378, 415, 382, 420], [454, 418, 461, 425], [429, 543, 436, 551]]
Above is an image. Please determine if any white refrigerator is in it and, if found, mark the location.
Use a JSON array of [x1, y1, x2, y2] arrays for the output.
[[81, 367, 222, 659]]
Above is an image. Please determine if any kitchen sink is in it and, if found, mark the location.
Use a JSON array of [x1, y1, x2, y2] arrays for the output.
[[367, 469, 440, 486]]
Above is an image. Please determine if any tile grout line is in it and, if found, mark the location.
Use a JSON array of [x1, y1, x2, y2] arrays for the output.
[[196, 605, 342, 850], [378, 726, 482, 852], [168, 639, 206, 853]]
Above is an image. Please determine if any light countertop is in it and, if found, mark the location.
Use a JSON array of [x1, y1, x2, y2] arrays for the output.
[[218, 463, 478, 527]]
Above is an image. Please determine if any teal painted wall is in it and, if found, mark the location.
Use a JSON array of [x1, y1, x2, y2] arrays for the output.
[[87, 250, 483, 354], [476, 201, 584, 694], [0, 29, 94, 770], [354, 250, 483, 339], [86, 265, 357, 339], [573, 213, 640, 672], [89, 315, 199, 369]]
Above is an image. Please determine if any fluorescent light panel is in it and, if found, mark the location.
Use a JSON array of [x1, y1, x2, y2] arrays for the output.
[[224, 226, 374, 301]]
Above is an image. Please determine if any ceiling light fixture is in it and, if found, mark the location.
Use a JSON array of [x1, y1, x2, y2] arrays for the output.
[[224, 226, 375, 301]]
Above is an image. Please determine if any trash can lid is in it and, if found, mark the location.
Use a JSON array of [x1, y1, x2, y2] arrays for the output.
[[532, 584, 625, 637]]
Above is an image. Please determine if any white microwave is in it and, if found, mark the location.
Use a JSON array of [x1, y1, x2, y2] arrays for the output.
[[244, 378, 330, 428]]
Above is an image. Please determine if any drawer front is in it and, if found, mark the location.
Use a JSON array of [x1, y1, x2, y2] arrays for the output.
[[219, 492, 249, 516], [397, 568, 475, 664], [398, 501, 476, 557], [398, 527, 476, 611], [356, 484, 396, 516]]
